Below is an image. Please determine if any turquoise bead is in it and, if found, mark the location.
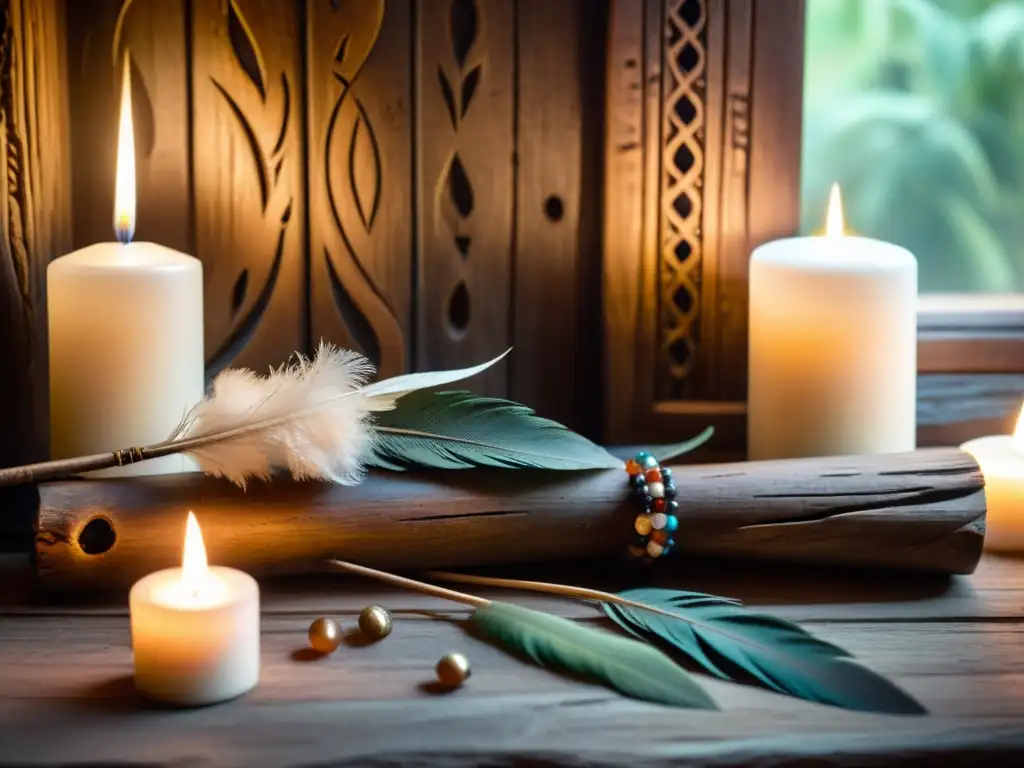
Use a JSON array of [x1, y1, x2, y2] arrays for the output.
[[641, 455, 659, 470], [634, 451, 652, 463], [665, 515, 679, 532]]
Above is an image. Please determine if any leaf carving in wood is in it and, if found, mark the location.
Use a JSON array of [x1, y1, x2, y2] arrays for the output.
[[460, 65, 481, 118], [438, 66, 458, 131], [446, 154, 474, 220], [447, 281, 471, 336], [329, 0, 384, 82], [335, 34, 350, 65], [210, 79, 270, 211], [349, 110, 382, 232], [227, 0, 268, 101], [450, 0, 478, 68], [272, 73, 290, 156], [231, 269, 249, 318], [324, 248, 382, 367], [127, 55, 155, 160], [206, 205, 291, 377], [110, 5, 154, 159]]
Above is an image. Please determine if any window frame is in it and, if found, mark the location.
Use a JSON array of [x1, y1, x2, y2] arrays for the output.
[[602, 0, 1022, 456]]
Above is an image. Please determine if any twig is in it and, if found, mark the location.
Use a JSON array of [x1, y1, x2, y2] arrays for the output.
[[327, 560, 491, 608], [425, 570, 696, 621]]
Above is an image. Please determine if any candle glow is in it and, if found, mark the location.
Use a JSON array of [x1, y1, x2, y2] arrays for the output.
[[181, 511, 210, 597], [825, 182, 844, 238], [960, 400, 1024, 553], [114, 54, 135, 244]]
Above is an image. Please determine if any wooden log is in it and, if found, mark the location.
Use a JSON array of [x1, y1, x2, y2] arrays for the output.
[[33, 448, 985, 590]]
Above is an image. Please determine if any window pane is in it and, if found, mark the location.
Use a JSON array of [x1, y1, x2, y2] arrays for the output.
[[803, 0, 1024, 293]]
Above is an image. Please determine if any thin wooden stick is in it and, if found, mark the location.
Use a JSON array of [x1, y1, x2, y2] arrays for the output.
[[328, 560, 491, 608], [423, 570, 735, 621], [426, 571, 804, 653]]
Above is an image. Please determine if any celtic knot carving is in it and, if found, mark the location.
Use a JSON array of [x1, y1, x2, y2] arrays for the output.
[[659, 0, 706, 397]]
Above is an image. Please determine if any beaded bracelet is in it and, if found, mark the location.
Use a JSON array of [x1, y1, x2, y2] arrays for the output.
[[624, 451, 678, 562]]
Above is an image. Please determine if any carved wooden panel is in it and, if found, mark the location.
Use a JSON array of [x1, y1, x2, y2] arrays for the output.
[[307, 0, 410, 378], [0, 0, 70, 471], [603, 0, 805, 452], [415, 0, 514, 396], [191, 0, 305, 374]]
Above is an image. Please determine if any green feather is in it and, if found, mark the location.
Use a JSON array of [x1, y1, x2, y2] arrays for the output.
[[604, 589, 926, 715], [470, 601, 716, 709], [367, 391, 623, 471]]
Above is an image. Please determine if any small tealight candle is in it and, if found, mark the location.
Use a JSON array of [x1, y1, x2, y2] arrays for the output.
[[130, 512, 259, 705], [962, 404, 1024, 553]]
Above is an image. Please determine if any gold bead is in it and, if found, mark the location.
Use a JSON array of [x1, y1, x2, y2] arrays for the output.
[[436, 652, 471, 687], [358, 605, 393, 641], [308, 617, 343, 654]]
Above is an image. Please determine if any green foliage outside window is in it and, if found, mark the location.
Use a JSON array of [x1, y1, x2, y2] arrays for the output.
[[803, 0, 1024, 292]]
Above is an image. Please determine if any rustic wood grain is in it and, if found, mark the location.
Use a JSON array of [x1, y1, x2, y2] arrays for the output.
[[191, 0, 305, 374], [700, 0, 753, 402], [2, 552, 1024, 765], [415, 0, 513, 396], [746, 0, 803, 252], [511, 0, 582, 427], [0, 0, 69, 473], [601, 0, 646, 444], [306, 0, 409, 377], [31, 448, 984, 590]]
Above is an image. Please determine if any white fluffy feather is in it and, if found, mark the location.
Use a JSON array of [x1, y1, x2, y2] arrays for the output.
[[170, 343, 376, 488], [164, 343, 509, 488]]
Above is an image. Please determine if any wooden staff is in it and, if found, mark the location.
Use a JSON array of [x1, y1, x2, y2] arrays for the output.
[[32, 448, 986, 590]]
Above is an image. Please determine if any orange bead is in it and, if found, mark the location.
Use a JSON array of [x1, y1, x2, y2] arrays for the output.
[[625, 459, 642, 475], [645, 468, 662, 483], [651, 530, 669, 545]]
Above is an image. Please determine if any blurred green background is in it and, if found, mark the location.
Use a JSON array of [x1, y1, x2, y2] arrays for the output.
[[803, 0, 1024, 292]]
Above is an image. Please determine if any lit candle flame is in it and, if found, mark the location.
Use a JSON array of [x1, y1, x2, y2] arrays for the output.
[[114, 53, 136, 245], [825, 183, 844, 238], [181, 511, 209, 597], [1014, 403, 1024, 444]]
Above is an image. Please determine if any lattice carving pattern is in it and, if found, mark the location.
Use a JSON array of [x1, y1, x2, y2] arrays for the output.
[[659, 0, 706, 397]]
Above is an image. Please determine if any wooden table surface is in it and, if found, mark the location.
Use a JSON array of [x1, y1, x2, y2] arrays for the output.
[[2, 552, 1024, 767]]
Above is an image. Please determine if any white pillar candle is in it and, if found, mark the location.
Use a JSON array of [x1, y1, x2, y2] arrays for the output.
[[130, 512, 260, 706], [961, 404, 1024, 553], [47, 56, 203, 477], [748, 185, 918, 460]]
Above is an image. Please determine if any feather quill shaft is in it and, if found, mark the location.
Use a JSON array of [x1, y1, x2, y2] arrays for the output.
[[0, 345, 509, 488]]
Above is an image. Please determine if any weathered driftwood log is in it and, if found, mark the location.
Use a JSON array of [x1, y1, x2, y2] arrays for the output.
[[33, 448, 986, 590]]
